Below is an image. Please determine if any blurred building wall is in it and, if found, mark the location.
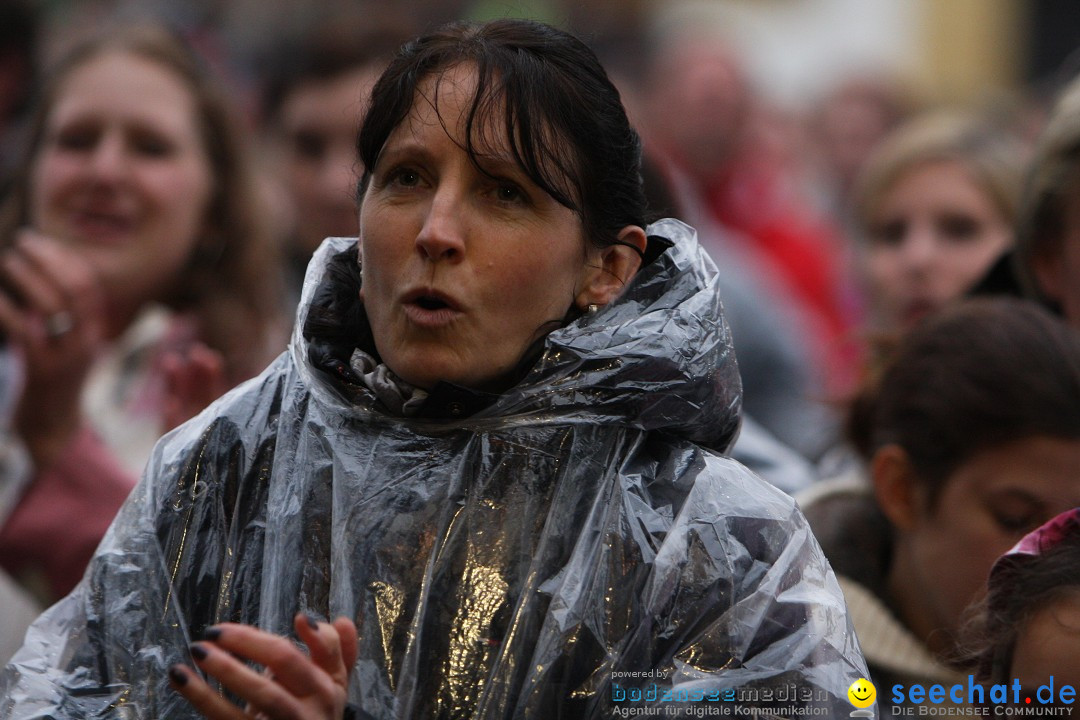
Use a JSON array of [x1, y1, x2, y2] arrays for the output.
[[916, 0, 1026, 106], [648, 0, 1035, 112]]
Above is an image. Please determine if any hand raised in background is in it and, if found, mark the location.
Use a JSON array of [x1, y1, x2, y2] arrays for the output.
[[161, 342, 228, 432], [0, 230, 107, 468]]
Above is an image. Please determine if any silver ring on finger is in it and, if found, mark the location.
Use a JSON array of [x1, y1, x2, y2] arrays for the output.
[[45, 310, 75, 339]]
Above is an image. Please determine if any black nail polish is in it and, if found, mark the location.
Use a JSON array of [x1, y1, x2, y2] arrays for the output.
[[168, 665, 188, 687], [189, 643, 208, 661], [305, 613, 320, 630], [202, 626, 221, 642]]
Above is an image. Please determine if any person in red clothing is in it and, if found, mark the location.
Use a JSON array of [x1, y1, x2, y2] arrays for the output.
[[641, 19, 858, 397], [0, 426, 134, 600]]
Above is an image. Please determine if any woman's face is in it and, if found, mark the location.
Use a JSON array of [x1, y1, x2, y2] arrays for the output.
[[864, 159, 1011, 331], [359, 64, 597, 391], [29, 51, 213, 313], [897, 436, 1080, 653]]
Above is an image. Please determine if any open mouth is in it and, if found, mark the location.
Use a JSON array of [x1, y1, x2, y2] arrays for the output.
[[404, 288, 460, 311], [414, 295, 450, 311], [402, 289, 461, 327]]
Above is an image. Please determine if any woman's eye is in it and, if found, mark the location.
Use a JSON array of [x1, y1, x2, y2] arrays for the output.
[[939, 214, 979, 241], [871, 219, 906, 246], [132, 135, 173, 157], [996, 515, 1037, 534], [54, 128, 98, 151], [494, 182, 526, 205], [389, 168, 421, 188], [992, 509, 1040, 534]]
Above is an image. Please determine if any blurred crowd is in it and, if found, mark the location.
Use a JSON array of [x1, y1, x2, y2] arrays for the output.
[[1, 0, 1079, 709]]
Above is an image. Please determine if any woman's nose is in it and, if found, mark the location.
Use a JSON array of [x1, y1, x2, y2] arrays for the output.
[[899, 226, 937, 271], [415, 191, 466, 262], [87, 134, 129, 183]]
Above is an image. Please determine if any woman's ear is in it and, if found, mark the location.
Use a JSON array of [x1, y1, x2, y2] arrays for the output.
[[576, 225, 648, 310], [870, 444, 924, 531]]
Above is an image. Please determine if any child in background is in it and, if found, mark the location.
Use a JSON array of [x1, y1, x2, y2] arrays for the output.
[[961, 508, 1080, 695]]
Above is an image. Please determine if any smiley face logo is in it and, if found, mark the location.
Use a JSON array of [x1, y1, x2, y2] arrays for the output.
[[848, 678, 876, 708]]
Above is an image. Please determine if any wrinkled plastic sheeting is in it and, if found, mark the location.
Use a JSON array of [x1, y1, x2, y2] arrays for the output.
[[1, 220, 867, 718]]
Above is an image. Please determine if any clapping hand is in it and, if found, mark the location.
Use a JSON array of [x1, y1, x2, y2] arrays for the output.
[[170, 613, 358, 720]]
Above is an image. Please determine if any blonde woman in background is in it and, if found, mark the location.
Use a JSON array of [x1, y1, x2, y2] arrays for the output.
[[0, 25, 287, 605], [853, 112, 1024, 335]]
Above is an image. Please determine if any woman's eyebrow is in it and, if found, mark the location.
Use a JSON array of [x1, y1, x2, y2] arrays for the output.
[[374, 139, 434, 168]]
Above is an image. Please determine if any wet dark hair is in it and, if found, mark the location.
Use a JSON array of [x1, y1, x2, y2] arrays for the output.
[[356, 18, 647, 248], [847, 298, 1080, 505]]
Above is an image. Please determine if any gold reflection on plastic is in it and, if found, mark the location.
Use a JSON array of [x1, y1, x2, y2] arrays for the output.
[[216, 565, 234, 620], [440, 563, 508, 712], [436, 530, 509, 714], [674, 640, 736, 674], [371, 580, 406, 688]]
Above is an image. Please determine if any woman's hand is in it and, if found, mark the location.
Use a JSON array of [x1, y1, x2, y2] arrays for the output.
[[0, 230, 107, 468], [170, 613, 358, 720], [161, 342, 228, 432]]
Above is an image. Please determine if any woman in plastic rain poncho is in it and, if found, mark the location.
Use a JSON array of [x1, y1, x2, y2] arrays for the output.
[[1, 19, 867, 719]]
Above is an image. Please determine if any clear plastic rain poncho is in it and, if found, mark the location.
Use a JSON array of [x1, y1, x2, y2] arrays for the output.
[[1, 219, 867, 718]]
